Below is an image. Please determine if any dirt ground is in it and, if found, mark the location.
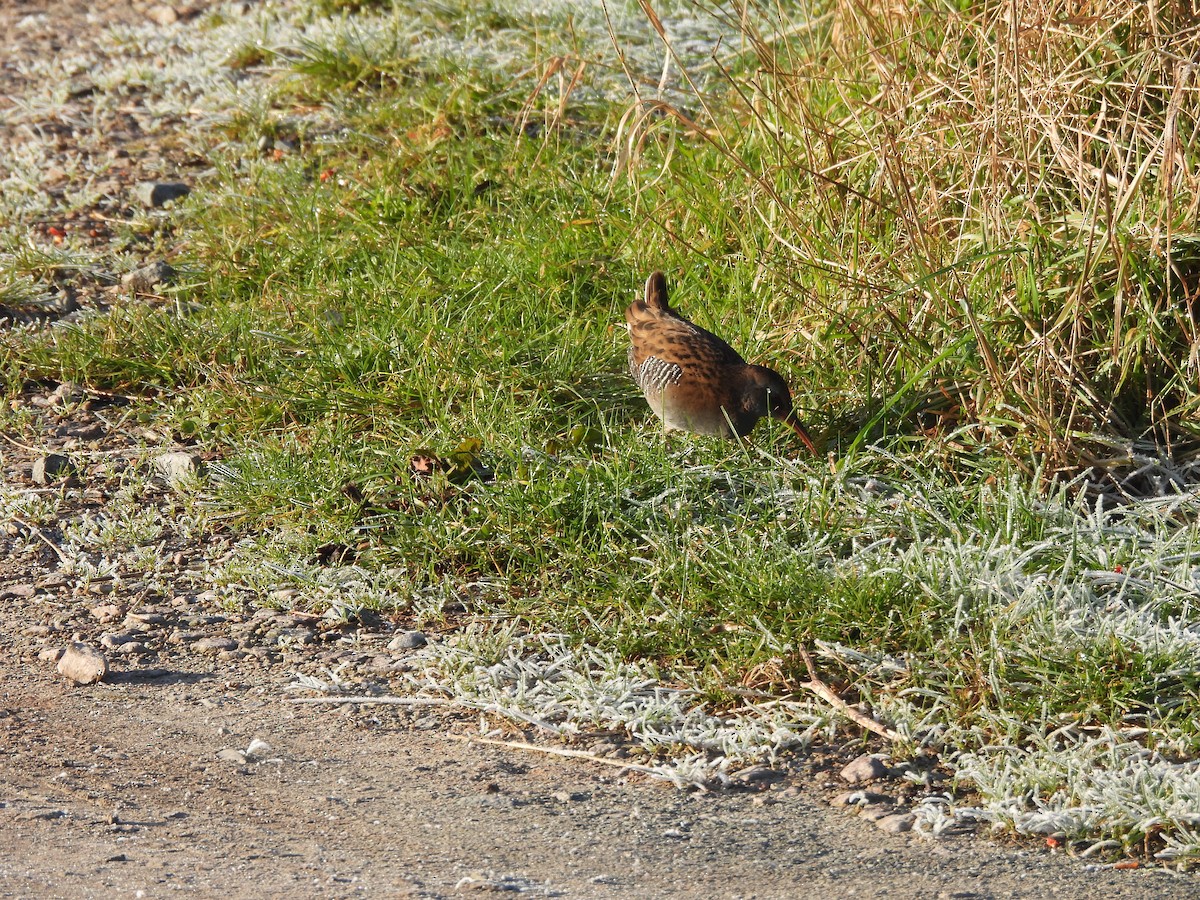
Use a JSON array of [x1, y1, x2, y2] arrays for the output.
[[5, 661, 1199, 900], [4, 2, 1200, 897]]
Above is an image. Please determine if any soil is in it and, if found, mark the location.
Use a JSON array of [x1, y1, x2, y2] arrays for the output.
[[3, 2, 1199, 898]]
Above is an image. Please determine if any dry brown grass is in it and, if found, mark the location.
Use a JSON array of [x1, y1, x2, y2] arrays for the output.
[[629, 0, 1200, 477]]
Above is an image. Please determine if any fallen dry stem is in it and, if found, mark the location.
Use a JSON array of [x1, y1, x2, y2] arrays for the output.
[[799, 646, 904, 743]]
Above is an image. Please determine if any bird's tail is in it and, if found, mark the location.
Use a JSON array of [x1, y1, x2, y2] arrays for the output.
[[644, 271, 670, 311]]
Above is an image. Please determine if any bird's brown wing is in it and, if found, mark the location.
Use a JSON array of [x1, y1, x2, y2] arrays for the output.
[[625, 303, 746, 376]]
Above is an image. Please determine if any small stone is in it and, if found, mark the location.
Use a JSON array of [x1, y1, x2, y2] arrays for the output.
[[194, 636, 237, 654], [858, 804, 897, 823], [38, 647, 65, 663], [271, 627, 313, 647], [123, 261, 176, 294], [125, 611, 168, 626], [388, 630, 427, 651], [99, 631, 141, 649], [89, 604, 123, 624], [831, 790, 893, 808], [216, 748, 246, 764], [1, 584, 36, 600], [840, 754, 889, 784], [551, 790, 588, 803], [57, 642, 108, 684], [111, 641, 146, 656], [32, 454, 74, 485], [731, 765, 784, 787], [245, 738, 272, 760], [136, 181, 191, 208], [47, 382, 84, 405], [876, 812, 916, 834], [145, 3, 178, 25], [153, 451, 204, 485]]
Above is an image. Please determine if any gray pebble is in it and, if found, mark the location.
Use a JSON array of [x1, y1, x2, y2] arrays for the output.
[[136, 181, 191, 207], [840, 754, 889, 784], [271, 627, 314, 647], [242, 646, 275, 663], [125, 611, 168, 626], [154, 451, 204, 486], [388, 630, 427, 651], [194, 636, 238, 654], [32, 454, 74, 485], [858, 803, 898, 822], [30, 382, 84, 409], [876, 812, 916, 834], [122, 261, 176, 293], [732, 765, 784, 787], [100, 631, 141, 649]]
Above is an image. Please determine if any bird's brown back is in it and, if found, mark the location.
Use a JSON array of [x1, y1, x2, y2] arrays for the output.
[[625, 272, 746, 388]]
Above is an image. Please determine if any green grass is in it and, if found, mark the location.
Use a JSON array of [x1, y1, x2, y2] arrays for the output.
[[5, 0, 1200, 862]]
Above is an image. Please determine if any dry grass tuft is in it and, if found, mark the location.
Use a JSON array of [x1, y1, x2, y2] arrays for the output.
[[632, 0, 1200, 478]]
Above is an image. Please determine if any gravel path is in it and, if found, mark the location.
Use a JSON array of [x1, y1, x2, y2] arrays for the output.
[[5, 661, 1195, 899]]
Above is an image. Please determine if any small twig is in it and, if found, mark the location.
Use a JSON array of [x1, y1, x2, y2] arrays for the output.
[[798, 647, 905, 743], [288, 694, 673, 779], [0, 431, 47, 454], [285, 695, 458, 706], [445, 733, 665, 778], [287, 693, 568, 735], [9, 516, 71, 565]]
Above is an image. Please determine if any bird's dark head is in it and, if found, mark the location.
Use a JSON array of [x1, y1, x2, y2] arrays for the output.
[[742, 365, 817, 454], [742, 365, 794, 420]]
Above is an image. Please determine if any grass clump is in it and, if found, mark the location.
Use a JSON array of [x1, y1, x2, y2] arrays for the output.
[[640, 0, 1200, 474]]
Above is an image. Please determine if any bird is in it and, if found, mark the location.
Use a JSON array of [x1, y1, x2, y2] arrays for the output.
[[625, 271, 817, 454]]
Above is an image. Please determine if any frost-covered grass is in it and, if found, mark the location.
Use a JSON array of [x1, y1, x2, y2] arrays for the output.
[[4, 0, 1200, 866]]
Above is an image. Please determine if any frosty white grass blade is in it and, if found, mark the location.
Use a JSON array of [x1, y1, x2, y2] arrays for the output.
[[957, 727, 1200, 862], [399, 628, 826, 789]]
